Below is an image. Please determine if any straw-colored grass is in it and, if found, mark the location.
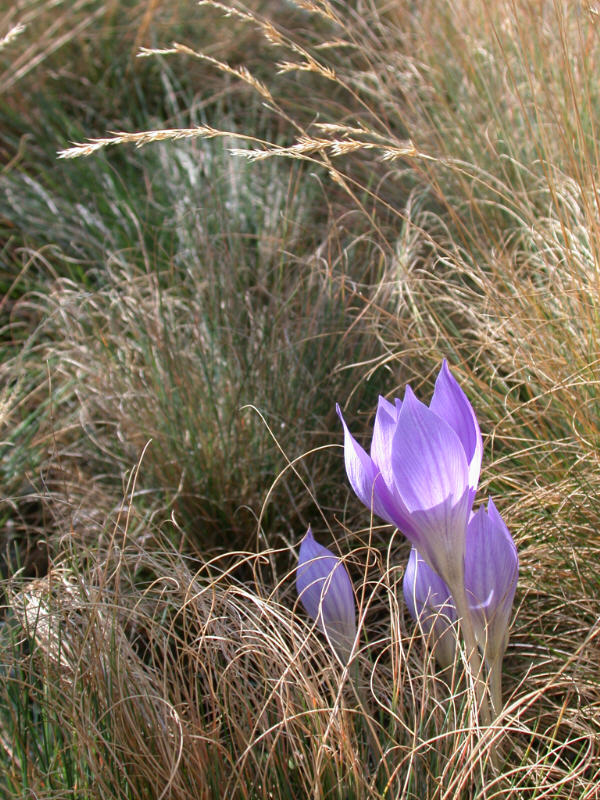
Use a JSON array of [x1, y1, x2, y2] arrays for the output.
[[1, 0, 600, 797], [2, 511, 598, 798]]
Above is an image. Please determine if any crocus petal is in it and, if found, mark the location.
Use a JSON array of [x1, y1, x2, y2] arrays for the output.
[[429, 360, 483, 493], [403, 548, 457, 668], [406, 491, 471, 589], [403, 548, 457, 625], [296, 528, 356, 662], [464, 498, 518, 661], [392, 386, 470, 511], [371, 395, 401, 484], [337, 404, 397, 525], [390, 386, 471, 585]]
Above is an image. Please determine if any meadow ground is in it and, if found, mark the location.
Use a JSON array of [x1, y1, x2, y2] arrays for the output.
[[1, 1, 599, 797]]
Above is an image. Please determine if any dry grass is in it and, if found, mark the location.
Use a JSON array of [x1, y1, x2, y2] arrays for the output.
[[2, 509, 598, 799]]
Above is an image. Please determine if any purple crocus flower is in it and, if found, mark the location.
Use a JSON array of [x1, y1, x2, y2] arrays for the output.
[[338, 361, 482, 592], [404, 499, 518, 678], [464, 498, 519, 665], [296, 527, 356, 663], [403, 547, 458, 667]]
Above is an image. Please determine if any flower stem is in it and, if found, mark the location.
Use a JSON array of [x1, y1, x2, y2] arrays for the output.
[[487, 653, 504, 719], [449, 584, 493, 728]]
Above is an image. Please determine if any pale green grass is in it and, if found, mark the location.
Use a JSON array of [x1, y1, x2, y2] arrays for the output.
[[1, 125, 384, 548]]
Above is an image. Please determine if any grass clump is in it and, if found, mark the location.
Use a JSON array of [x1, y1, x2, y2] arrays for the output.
[[3, 128, 383, 548]]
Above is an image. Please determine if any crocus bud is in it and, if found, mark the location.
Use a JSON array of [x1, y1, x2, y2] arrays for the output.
[[403, 499, 518, 711], [464, 498, 519, 667], [338, 360, 482, 592], [403, 547, 458, 668], [296, 528, 356, 663]]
